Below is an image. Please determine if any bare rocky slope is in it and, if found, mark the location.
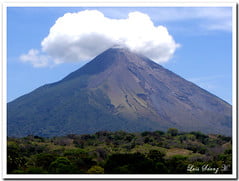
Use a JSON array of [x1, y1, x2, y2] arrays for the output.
[[7, 47, 232, 137]]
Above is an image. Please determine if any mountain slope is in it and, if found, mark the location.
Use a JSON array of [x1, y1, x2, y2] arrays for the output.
[[7, 48, 232, 137]]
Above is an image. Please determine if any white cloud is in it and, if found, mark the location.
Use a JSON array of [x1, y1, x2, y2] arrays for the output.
[[20, 49, 51, 67], [188, 75, 225, 93], [148, 7, 232, 32], [206, 20, 232, 32], [21, 10, 179, 67]]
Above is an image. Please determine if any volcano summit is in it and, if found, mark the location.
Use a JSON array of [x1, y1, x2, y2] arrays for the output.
[[7, 47, 232, 137]]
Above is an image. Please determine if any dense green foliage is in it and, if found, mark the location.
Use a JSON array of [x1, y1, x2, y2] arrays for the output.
[[7, 129, 232, 174]]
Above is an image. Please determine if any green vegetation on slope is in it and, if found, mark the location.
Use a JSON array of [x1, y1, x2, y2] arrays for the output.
[[7, 129, 232, 174]]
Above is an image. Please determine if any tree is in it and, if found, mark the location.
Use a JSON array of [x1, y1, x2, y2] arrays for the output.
[[53, 137, 73, 146], [64, 149, 96, 172], [7, 143, 26, 173], [190, 131, 209, 144], [147, 150, 167, 173], [147, 150, 165, 162], [49, 157, 74, 174], [166, 155, 188, 174], [167, 128, 179, 136], [34, 153, 57, 170]]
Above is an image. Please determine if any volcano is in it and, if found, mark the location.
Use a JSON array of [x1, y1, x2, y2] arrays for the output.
[[7, 47, 232, 137]]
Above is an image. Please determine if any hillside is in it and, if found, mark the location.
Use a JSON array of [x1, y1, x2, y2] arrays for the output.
[[7, 47, 232, 137]]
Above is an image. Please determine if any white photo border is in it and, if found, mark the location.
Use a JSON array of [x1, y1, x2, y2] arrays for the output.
[[1, 1, 238, 180]]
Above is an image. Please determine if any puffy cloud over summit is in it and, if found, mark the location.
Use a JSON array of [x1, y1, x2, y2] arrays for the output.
[[21, 10, 179, 67]]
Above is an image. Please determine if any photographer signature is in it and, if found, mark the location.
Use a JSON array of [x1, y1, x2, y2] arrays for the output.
[[187, 164, 231, 174]]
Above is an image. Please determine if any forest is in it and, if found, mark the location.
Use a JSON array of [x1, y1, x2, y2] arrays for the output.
[[7, 128, 232, 174]]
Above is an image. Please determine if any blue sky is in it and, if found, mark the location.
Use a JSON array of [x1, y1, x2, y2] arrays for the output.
[[7, 6, 233, 104]]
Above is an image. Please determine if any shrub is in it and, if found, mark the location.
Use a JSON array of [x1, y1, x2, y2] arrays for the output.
[[87, 165, 104, 174], [104, 153, 154, 174], [26, 167, 48, 174]]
